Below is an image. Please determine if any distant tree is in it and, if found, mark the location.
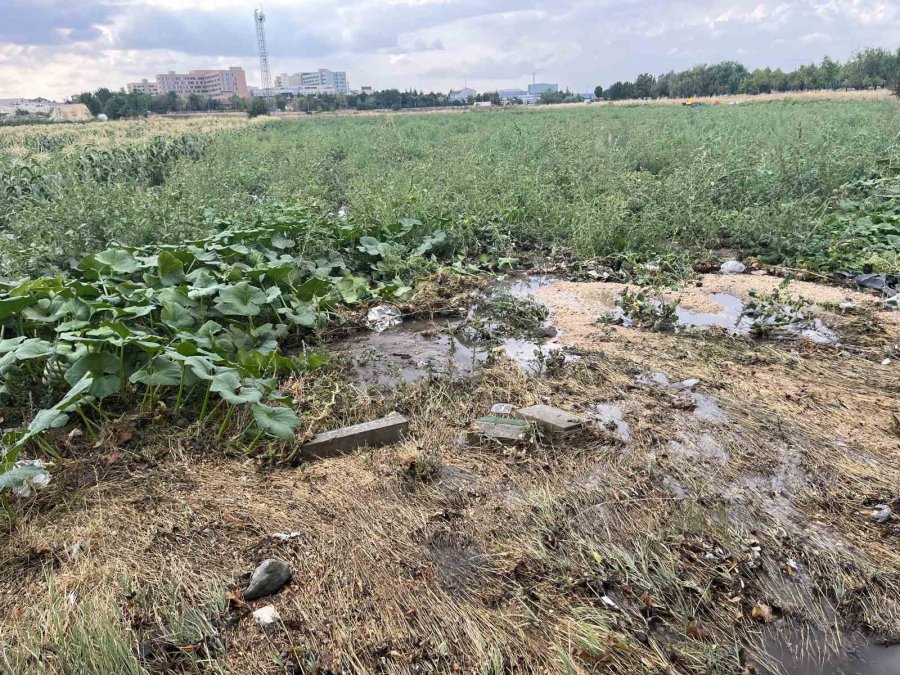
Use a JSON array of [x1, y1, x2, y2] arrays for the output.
[[634, 73, 656, 98], [274, 94, 289, 111], [185, 93, 206, 111], [247, 97, 270, 118], [594, 85, 603, 99], [229, 95, 246, 111]]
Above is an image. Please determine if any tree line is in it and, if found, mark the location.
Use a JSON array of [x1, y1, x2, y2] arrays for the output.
[[594, 47, 900, 100], [66, 46, 900, 121]]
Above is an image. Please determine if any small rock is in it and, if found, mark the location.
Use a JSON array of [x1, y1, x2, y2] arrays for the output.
[[853, 273, 886, 290], [252, 604, 280, 626], [540, 325, 559, 338], [870, 505, 892, 524], [243, 559, 291, 601], [671, 394, 695, 410], [882, 358, 891, 366], [490, 403, 514, 416], [720, 260, 746, 275]]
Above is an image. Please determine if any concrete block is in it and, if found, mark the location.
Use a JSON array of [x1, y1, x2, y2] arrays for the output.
[[515, 405, 584, 434], [468, 419, 527, 444], [302, 414, 409, 459]]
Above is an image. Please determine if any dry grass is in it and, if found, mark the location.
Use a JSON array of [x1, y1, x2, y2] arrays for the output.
[[1, 273, 898, 674]]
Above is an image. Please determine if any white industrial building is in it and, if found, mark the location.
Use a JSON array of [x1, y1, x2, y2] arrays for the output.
[[273, 69, 349, 94]]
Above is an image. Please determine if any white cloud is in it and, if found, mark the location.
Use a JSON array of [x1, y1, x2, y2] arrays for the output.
[[0, 0, 897, 99]]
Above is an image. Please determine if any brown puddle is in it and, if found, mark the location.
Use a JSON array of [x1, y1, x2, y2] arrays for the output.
[[332, 274, 570, 389]]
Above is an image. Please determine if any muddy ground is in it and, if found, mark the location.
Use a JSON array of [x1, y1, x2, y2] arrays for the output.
[[0, 270, 898, 675]]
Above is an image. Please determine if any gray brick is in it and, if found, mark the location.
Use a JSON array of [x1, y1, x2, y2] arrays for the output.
[[302, 415, 409, 459]]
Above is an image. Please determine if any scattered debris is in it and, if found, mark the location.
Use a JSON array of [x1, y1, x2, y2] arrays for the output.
[[674, 378, 700, 391], [302, 414, 409, 459], [252, 604, 280, 626], [242, 559, 292, 601], [720, 260, 747, 275], [515, 404, 584, 434], [269, 532, 303, 542], [490, 403, 514, 416], [366, 304, 402, 332]]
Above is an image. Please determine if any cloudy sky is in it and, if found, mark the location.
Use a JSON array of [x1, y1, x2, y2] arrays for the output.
[[0, 0, 897, 100]]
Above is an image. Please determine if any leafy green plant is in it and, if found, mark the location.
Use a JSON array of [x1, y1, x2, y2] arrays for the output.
[[0, 204, 459, 502], [614, 286, 680, 331], [741, 280, 812, 337]]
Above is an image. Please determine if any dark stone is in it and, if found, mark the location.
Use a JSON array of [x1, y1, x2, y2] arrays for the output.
[[243, 558, 291, 601]]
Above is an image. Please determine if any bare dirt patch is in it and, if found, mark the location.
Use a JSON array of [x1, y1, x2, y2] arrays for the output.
[[2, 272, 898, 675]]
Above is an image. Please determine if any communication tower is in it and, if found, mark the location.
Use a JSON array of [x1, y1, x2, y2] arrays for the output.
[[254, 9, 275, 105]]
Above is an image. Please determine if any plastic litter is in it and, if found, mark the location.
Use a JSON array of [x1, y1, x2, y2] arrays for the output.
[[269, 532, 303, 542], [365, 305, 402, 332], [719, 261, 746, 275]]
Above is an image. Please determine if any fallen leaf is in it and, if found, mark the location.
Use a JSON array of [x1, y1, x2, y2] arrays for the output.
[[687, 619, 707, 640]]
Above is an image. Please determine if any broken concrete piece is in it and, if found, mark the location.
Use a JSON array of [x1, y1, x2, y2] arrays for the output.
[[469, 419, 527, 444], [302, 414, 409, 459], [243, 559, 291, 601], [490, 403, 514, 416], [515, 405, 584, 434]]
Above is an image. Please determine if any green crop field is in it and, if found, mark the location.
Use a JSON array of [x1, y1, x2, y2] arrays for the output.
[[3, 101, 899, 280]]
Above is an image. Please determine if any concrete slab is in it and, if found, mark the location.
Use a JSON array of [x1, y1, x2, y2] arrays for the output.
[[302, 414, 409, 459], [468, 419, 527, 444], [515, 405, 584, 434]]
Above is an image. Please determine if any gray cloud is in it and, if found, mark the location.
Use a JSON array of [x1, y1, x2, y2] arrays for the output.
[[0, 0, 897, 99], [0, 0, 114, 45]]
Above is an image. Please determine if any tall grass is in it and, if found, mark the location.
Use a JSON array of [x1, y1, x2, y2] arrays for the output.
[[1, 100, 897, 277]]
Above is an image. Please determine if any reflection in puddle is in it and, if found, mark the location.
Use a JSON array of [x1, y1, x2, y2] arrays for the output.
[[677, 292, 745, 329], [589, 403, 631, 442], [756, 625, 900, 675]]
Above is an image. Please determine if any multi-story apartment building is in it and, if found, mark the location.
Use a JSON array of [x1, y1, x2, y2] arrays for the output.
[[126, 79, 160, 95], [127, 67, 248, 101], [274, 69, 349, 94]]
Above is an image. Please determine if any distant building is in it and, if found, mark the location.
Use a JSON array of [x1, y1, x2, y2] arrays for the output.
[[126, 79, 160, 95], [473, 101, 492, 107], [499, 82, 559, 105], [0, 97, 58, 116], [580, 91, 597, 101], [449, 87, 476, 102], [127, 67, 248, 101], [528, 83, 558, 95], [274, 69, 349, 94], [498, 88, 527, 104]]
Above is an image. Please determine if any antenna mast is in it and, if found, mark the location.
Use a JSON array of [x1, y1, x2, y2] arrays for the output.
[[254, 9, 275, 106]]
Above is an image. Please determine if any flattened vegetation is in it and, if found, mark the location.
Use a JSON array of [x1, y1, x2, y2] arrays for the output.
[[2, 272, 898, 674]]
